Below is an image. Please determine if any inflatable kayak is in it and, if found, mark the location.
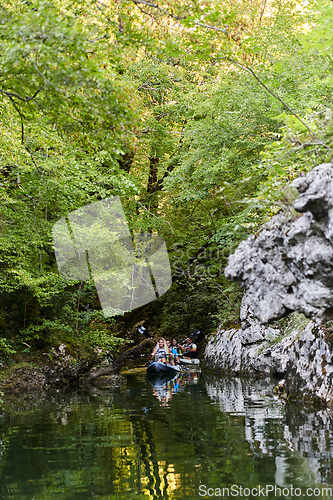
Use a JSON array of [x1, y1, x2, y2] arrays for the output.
[[179, 357, 200, 367], [146, 361, 183, 375]]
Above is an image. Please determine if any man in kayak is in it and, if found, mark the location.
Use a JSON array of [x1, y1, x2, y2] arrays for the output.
[[166, 339, 175, 364], [180, 337, 197, 359]]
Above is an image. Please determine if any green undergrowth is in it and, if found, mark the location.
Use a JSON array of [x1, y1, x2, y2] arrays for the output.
[[257, 312, 311, 354], [279, 313, 311, 338], [0, 361, 42, 381]]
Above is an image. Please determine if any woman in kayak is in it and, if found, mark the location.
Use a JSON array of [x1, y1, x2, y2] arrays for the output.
[[166, 339, 179, 364], [151, 338, 174, 364], [170, 338, 181, 364]]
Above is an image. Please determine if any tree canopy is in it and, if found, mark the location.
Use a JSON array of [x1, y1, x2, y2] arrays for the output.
[[1, 0, 333, 357]]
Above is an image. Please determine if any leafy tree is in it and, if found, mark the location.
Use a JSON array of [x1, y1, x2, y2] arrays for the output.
[[1, 0, 333, 357]]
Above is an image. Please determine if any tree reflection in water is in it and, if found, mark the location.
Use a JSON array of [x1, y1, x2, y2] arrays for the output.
[[0, 374, 333, 499]]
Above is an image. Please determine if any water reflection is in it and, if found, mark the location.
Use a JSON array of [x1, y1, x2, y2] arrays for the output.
[[147, 371, 200, 406], [205, 374, 284, 454], [0, 374, 333, 498], [283, 405, 333, 484], [204, 374, 333, 487]]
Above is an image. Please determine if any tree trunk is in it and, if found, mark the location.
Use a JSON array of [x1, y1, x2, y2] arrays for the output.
[[147, 156, 159, 193], [86, 339, 151, 382], [118, 151, 135, 173]]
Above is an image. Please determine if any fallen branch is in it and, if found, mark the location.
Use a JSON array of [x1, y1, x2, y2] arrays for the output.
[[86, 339, 151, 382]]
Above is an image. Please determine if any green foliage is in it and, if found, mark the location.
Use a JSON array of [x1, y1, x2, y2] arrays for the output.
[[20, 319, 73, 346], [2, 0, 333, 358], [80, 316, 128, 355], [0, 338, 16, 358], [0, 0, 136, 139]]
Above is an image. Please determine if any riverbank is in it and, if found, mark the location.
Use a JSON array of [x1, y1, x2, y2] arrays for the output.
[[0, 319, 157, 397], [3, 304, 332, 407], [0, 343, 116, 397]]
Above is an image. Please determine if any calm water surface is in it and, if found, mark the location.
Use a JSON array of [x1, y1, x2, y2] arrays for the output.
[[0, 371, 333, 499]]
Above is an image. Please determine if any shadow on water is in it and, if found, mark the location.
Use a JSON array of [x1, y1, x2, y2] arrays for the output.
[[0, 372, 333, 498]]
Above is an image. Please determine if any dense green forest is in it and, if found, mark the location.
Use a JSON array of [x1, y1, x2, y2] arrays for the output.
[[1, 0, 333, 361]]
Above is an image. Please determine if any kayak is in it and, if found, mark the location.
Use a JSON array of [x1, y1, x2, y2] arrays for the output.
[[179, 357, 200, 367], [146, 361, 183, 375]]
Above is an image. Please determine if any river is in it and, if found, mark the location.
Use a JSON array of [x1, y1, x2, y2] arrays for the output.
[[0, 371, 332, 499]]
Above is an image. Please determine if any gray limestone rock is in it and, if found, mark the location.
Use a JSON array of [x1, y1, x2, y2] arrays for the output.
[[205, 303, 293, 377], [225, 163, 333, 325], [205, 306, 333, 403], [209, 163, 333, 403], [284, 322, 333, 403], [205, 325, 296, 378]]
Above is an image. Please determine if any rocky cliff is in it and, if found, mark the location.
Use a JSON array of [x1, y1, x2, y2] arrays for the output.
[[225, 163, 333, 325], [206, 164, 333, 404], [205, 306, 333, 404]]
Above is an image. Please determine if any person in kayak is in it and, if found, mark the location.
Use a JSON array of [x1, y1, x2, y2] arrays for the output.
[[180, 337, 197, 359], [166, 339, 177, 366], [151, 338, 174, 364], [166, 339, 175, 363], [166, 339, 177, 365], [170, 338, 181, 364]]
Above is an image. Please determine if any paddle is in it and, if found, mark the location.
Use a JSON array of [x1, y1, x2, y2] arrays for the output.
[[137, 325, 155, 341], [179, 329, 201, 346], [136, 353, 186, 358]]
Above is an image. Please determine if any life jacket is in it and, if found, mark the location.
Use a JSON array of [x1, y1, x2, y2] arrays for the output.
[[155, 347, 169, 361], [171, 347, 180, 358], [184, 342, 195, 351]]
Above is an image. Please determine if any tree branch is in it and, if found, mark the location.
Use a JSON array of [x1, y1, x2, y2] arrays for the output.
[[225, 58, 322, 141], [134, 200, 174, 233], [8, 96, 40, 173], [86, 339, 152, 381], [8, 96, 25, 145], [197, 278, 231, 302], [87, 34, 110, 43], [95, 1, 112, 22], [137, 76, 161, 90], [132, 1, 155, 18], [0, 87, 44, 103], [198, 200, 217, 233], [131, 0, 186, 20], [195, 22, 228, 34]]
